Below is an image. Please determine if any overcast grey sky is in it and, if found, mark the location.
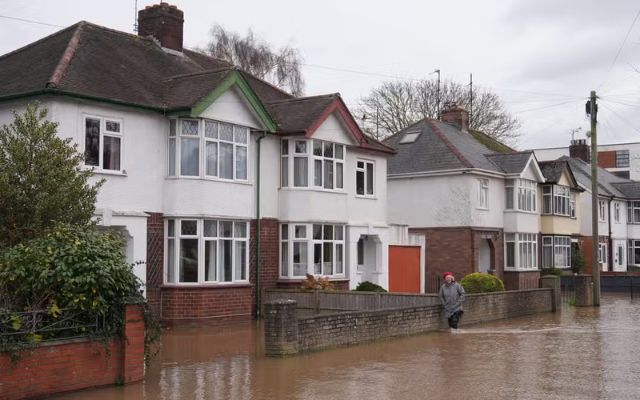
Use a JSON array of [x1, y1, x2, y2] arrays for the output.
[[1, 0, 639, 149]]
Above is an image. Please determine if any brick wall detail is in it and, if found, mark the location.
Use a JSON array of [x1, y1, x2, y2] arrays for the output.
[[0, 304, 145, 400]]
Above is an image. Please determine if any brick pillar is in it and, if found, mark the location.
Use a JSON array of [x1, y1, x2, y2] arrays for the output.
[[264, 300, 299, 356], [122, 304, 145, 383], [575, 275, 594, 307], [540, 275, 561, 312]]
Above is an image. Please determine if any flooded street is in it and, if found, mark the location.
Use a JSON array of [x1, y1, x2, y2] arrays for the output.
[[53, 294, 640, 400]]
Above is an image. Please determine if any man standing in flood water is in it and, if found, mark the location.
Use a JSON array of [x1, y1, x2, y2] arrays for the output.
[[439, 272, 465, 330]]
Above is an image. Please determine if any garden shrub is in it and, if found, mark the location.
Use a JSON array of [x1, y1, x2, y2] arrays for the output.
[[300, 274, 335, 291], [460, 272, 505, 293], [354, 281, 387, 292], [541, 267, 563, 277]]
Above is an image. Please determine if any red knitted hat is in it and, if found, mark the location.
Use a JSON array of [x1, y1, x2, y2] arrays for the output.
[[443, 271, 453, 279]]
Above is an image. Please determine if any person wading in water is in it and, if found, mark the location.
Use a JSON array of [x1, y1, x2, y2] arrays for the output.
[[438, 272, 465, 330]]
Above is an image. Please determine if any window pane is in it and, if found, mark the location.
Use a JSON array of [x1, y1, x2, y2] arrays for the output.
[[205, 120, 218, 139], [336, 163, 343, 189], [313, 224, 322, 240], [323, 225, 333, 240], [234, 222, 247, 238], [295, 225, 307, 238], [281, 242, 289, 277], [220, 123, 233, 141], [314, 160, 322, 186], [323, 242, 333, 275], [169, 138, 176, 176], [85, 118, 100, 166], [221, 221, 233, 237], [506, 242, 515, 268], [234, 126, 248, 144], [313, 243, 322, 274], [295, 141, 307, 154], [324, 142, 334, 158], [181, 220, 197, 235], [324, 161, 334, 189], [179, 239, 198, 282], [293, 242, 307, 276], [357, 238, 364, 266], [294, 157, 308, 187], [281, 157, 288, 187], [102, 136, 121, 170], [236, 146, 247, 180], [220, 240, 233, 282], [181, 120, 199, 135], [220, 142, 234, 179], [336, 244, 343, 274], [205, 240, 217, 281], [203, 220, 217, 237], [168, 220, 175, 237], [181, 137, 199, 176], [235, 241, 247, 280], [335, 226, 343, 240], [281, 224, 288, 240], [169, 119, 176, 137], [366, 163, 374, 194], [506, 187, 514, 209], [281, 139, 289, 155], [356, 170, 365, 195], [313, 141, 322, 156], [206, 142, 218, 176], [167, 238, 175, 283], [335, 145, 344, 160]]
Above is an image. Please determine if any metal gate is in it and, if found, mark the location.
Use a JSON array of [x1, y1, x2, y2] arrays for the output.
[[388, 245, 421, 293]]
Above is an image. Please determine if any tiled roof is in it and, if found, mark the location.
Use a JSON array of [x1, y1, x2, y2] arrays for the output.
[[266, 94, 338, 133], [384, 119, 523, 175], [538, 160, 568, 183], [561, 156, 628, 197], [612, 182, 640, 199]]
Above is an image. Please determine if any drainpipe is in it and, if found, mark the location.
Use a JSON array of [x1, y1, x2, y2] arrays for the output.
[[255, 131, 267, 318], [607, 197, 613, 272]]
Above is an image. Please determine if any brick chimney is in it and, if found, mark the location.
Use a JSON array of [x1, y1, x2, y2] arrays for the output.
[[138, 2, 184, 52], [441, 102, 469, 132], [569, 139, 590, 163]]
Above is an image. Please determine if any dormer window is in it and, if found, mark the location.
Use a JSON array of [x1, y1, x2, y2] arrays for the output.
[[168, 118, 248, 181]]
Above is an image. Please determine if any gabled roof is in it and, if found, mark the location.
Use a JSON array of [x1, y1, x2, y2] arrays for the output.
[[538, 160, 581, 189], [560, 156, 628, 197], [384, 118, 523, 175]]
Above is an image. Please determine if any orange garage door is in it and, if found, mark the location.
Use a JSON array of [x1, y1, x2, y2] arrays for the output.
[[389, 245, 421, 293]]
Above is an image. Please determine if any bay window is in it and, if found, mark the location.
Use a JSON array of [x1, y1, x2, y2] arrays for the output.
[[168, 118, 249, 181], [628, 201, 640, 224], [478, 179, 489, 209], [281, 139, 344, 191], [504, 233, 537, 270], [628, 240, 640, 265], [84, 115, 122, 171], [356, 160, 375, 196], [505, 179, 536, 212], [542, 185, 575, 217], [542, 235, 571, 269], [165, 218, 249, 284], [280, 223, 345, 278]]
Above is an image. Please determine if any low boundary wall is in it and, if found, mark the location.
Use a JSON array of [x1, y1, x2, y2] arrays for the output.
[[0, 304, 145, 400], [265, 286, 556, 356]]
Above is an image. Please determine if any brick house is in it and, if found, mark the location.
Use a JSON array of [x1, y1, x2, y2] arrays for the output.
[[384, 105, 545, 291], [0, 3, 395, 324]]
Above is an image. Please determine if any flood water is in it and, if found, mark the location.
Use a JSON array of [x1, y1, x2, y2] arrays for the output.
[[52, 294, 640, 400]]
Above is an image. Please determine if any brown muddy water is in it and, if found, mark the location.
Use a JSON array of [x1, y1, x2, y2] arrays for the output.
[[52, 294, 640, 400]]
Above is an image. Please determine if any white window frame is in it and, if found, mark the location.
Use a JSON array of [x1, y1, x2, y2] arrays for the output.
[[504, 233, 537, 271], [628, 201, 640, 224], [356, 159, 375, 197], [281, 139, 345, 192], [279, 223, 345, 279], [598, 200, 607, 222], [164, 218, 249, 285], [505, 179, 537, 212], [478, 179, 489, 210], [541, 235, 571, 269], [614, 202, 621, 223], [83, 114, 124, 172], [628, 239, 640, 265], [168, 118, 249, 182]]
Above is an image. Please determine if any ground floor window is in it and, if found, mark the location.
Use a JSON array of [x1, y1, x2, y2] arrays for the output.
[[280, 223, 344, 278], [165, 218, 248, 284], [542, 235, 571, 269], [628, 240, 640, 265], [505, 233, 537, 270]]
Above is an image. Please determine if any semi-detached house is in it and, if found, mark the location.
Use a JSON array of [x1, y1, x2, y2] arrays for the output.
[[0, 3, 396, 324], [385, 105, 545, 291]]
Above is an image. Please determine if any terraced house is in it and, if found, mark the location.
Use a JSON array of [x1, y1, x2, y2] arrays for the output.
[[385, 105, 546, 291], [0, 3, 396, 324]]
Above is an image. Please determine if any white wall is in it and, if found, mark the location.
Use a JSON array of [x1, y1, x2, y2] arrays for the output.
[[199, 87, 263, 129], [312, 112, 357, 145]]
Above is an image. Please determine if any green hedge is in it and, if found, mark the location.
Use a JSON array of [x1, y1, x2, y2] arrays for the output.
[[354, 281, 387, 292], [460, 272, 505, 293]]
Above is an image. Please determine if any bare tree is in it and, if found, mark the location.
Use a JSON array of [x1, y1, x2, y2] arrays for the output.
[[205, 25, 304, 96], [358, 80, 520, 144]]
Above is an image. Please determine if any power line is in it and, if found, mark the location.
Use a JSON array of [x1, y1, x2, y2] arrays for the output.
[[600, 103, 640, 134], [0, 14, 63, 28], [511, 100, 579, 114], [598, 8, 640, 91]]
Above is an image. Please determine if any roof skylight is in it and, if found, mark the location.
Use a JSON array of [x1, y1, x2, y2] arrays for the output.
[[399, 132, 421, 144]]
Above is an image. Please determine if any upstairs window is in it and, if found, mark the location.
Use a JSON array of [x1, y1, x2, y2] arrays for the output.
[[168, 118, 248, 181], [281, 139, 344, 191], [628, 201, 640, 224], [598, 200, 607, 222], [356, 160, 375, 196], [614, 202, 621, 223], [478, 179, 489, 209], [505, 179, 536, 212], [84, 116, 122, 171], [542, 185, 575, 217]]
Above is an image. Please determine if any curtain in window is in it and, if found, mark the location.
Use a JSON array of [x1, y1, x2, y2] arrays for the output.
[[220, 143, 234, 179], [85, 118, 100, 166], [103, 136, 121, 170], [180, 138, 199, 176], [294, 157, 308, 187], [235, 241, 246, 280], [206, 142, 218, 176], [205, 240, 217, 281], [236, 146, 247, 180]]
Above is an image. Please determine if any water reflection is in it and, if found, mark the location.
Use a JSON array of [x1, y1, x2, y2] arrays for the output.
[[51, 294, 640, 400]]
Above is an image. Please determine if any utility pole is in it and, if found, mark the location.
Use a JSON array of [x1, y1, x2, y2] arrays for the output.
[[469, 73, 473, 127], [588, 90, 601, 306]]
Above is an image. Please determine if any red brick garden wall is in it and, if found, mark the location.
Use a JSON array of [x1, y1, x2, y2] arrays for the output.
[[0, 305, 144, 400]]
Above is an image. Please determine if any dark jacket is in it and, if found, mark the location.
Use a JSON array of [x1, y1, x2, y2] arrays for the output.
[[439, 281, 465, 318]]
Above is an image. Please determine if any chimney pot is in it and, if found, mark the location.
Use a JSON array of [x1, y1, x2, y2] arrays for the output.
[[569, 139, 590, 163], [138, 2, 184, 52], [441, 102, 469, 132]]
